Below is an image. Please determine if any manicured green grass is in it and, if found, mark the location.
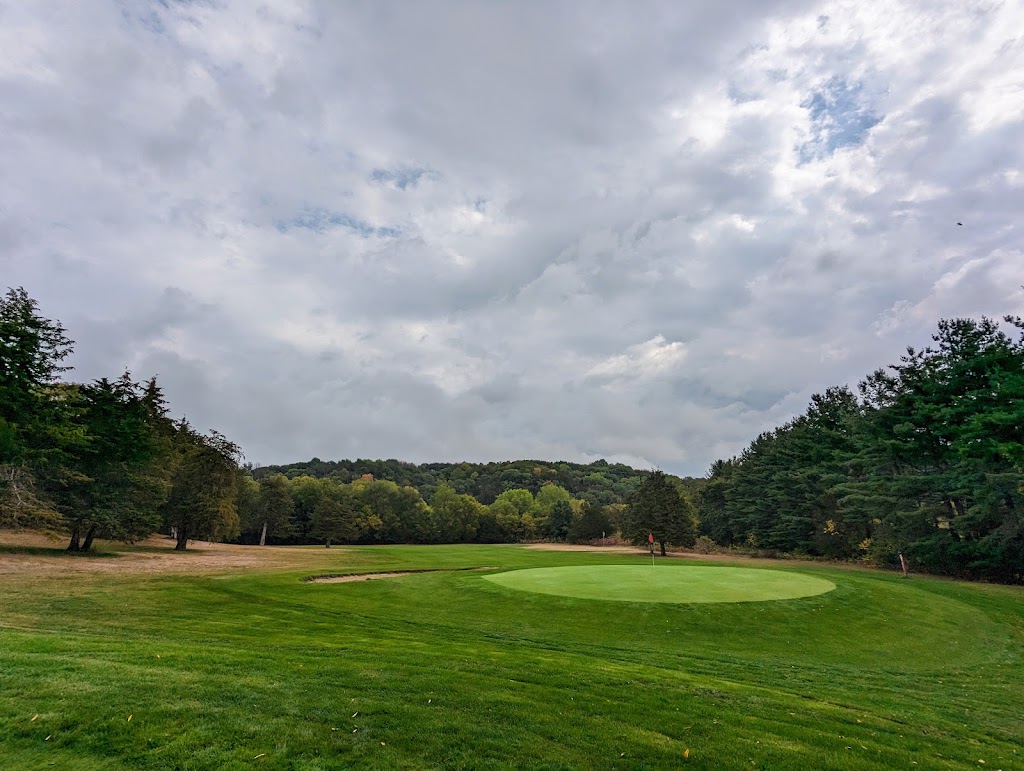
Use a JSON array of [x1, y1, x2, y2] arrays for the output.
[[485, 565, 836, 603], [1, 545, 1022, 770]]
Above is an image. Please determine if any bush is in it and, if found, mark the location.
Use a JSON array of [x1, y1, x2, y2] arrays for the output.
[[692, 535, 718, 554]]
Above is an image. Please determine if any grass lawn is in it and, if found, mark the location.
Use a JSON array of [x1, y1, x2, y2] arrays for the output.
[[485, 565, 836, 603], [1, 539, 1022, 769]]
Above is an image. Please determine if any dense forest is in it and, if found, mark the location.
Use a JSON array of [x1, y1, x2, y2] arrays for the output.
[[253, 458, 659, 507], [694, 316, 1024, 583], [2, 287, 1022, 582]]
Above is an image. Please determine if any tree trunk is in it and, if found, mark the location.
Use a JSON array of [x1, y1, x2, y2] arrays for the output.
[[81, 525, 97, 552], [259, 521, 268, 547], [660, 541, 667, 557], [325, 539, 331, 548], [67, 526, 81, 552], [174, 527, 189, 551]]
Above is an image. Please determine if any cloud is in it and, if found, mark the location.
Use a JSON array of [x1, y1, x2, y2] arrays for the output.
[[587, 337, 687, 382], [2, 0, 1023, 475]]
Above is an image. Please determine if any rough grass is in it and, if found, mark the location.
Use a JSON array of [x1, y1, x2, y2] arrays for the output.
[[1, 540, 1022, 769]]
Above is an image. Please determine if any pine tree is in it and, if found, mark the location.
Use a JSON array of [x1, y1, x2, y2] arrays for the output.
[[623, 470, 696, 555], [0, 287, 80, 530], [161, 424, 241, 551]]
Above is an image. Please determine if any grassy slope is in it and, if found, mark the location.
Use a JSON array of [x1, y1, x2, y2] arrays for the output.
[[1, 544, 1022, 770]]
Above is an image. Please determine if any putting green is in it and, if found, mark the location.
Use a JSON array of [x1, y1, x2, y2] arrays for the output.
[[484, 565, 836, 604]]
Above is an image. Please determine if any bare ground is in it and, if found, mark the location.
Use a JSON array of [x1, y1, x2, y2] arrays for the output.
[[0, 529, 333, 577], [308, 572, 424, 583], [0, 529, 881, 579]]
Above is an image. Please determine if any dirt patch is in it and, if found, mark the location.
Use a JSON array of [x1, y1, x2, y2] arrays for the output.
[[306, 567, 499, 583], [309, 572, 419, 583], [0, 529, 343, 578]]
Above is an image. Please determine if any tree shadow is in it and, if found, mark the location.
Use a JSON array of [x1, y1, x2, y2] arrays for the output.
[[0, 544, 122, 559]]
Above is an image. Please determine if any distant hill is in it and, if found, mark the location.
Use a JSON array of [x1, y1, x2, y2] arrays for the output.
[[253, 458, 698, 507]]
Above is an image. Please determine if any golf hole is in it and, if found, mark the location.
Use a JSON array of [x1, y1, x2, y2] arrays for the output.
[[484, 565, 836, 604]]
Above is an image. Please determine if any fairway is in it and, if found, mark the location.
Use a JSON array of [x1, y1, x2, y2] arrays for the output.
[[2, 539, 1023, 770], [484, 564, 836, 603]]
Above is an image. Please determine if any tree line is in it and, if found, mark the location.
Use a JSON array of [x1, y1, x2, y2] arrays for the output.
[[253, 457, 658, 507], [6, 287, 1019, 582], [0, 287, 244, 551], [2, 287, 692, 551], [234, 473, 625, 546], [693, 316, 1024, 583]]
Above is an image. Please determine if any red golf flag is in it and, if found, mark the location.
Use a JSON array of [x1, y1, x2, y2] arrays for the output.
[[648, 532, 654, 544]]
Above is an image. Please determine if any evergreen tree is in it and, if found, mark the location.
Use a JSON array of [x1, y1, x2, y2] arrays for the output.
[[60, 374, 170, 551], [623, 470, 696, 555], [161, 424, 241, 551], [567, 500, 612, 543], [843, 317, 1024, 580], [544, 499, 574, 541], [0, 288, 80, 530]]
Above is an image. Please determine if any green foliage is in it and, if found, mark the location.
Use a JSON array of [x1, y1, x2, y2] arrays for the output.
[[544, 499, 574, 541], [308, 480, 363, 547], [0, 287, 74, 443], [58, 374, 172, 551], [253, 474, 295, 544], [352, 478, 430, 544], [566, 500, 612, 542], [0, 288, 82, 529], [623, 470, 697, 554], [698, 317, 1024, 583], [160, 424, 242, 550], [0, 288, 243, 548], [493, 488, 536, 516], [255, 457, 673, 509], [429, 483, 483, 543]]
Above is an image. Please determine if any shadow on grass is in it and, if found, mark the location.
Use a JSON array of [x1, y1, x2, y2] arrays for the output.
[[0, 543, 123, 559]]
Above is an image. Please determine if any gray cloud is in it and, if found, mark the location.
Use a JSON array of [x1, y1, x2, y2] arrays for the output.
[[2, 0, 1023, 475]]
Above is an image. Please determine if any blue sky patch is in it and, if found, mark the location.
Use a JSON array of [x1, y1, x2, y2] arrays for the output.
[[798, 77, 882, 163], [369, 166, 430, 190], [275, 208, 399, 238]]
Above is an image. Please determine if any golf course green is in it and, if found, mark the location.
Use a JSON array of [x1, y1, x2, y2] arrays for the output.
[[484, 564, 836, 603], [2, 541, 1023, 769]]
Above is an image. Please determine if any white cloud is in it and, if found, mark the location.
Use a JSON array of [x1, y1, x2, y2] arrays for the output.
[[2, 0, 1022, 475], [587, 337, 687, 381]]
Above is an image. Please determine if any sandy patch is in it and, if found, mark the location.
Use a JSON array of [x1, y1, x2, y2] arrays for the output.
[[309, 572, 419, 583], [0, 529, 341, 577]]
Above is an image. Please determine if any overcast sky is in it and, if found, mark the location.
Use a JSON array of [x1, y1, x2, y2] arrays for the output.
[[3, 1, 1023, 475]]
